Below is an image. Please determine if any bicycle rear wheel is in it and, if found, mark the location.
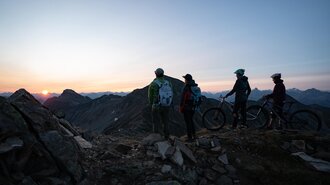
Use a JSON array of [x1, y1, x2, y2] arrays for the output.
[[202, 108, 226, 130], [289, 110, 322, 131], [246, 105, 269, 129]]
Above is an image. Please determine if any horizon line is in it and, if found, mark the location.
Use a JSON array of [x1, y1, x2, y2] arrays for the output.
[[0, 87, 329, 95]]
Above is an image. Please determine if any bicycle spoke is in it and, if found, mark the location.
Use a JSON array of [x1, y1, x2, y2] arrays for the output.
[[246, 105, 268, 129], [203, 108, 226, 130]]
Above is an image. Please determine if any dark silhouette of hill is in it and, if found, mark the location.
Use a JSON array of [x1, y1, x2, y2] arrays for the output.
[[43, 76, 208, 136], [44, 89, 91, 113], [80, 91, 128, 99], [0, 89, 85, 184], [64, 94, 123, 132], [204, 88, 330, 108], [42, 76, 329, 135], [288, 88, 330, 107]]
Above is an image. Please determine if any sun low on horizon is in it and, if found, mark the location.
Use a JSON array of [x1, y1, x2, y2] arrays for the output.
[[41, 90, 49, 95]]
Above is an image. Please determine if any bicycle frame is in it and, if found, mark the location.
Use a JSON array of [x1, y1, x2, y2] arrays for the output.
[[258, 99, 296, 125]]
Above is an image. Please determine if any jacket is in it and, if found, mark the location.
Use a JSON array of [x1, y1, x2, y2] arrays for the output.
[[266, 79, 286, 105], [180, 80, 198, 112], [226, 76, 251, 103]]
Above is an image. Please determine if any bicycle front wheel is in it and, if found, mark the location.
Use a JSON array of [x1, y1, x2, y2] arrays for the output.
[[289, 110, 322, 131], [202, 108, 226, 131], [246, 105, 269, 129]]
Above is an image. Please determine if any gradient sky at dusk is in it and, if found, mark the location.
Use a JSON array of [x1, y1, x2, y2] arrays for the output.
[[1, 0, 329, 93]]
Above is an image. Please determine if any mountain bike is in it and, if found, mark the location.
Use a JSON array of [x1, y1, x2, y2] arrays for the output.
[[202, 96, 247, 130], [246, 98, 322, 131]]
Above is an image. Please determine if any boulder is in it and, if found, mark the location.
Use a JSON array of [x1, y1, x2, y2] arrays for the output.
[[161, 165, 172, 173], [39, 131, 83, 182], [171, 147, 184, 166], [174, 139, 197, 163], [142, 133, 164, 146], [0, 89, 85, 184], [155, 141, 171, 160], [292, 152, 330, 172], [218, 154, 229, 165]]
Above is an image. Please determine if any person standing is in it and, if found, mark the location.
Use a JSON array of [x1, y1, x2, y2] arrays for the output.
[[225, 69, 251, 129], [148, 68, 173, 139], [180, 74, 199, 141], [264, 73, 286, 129]]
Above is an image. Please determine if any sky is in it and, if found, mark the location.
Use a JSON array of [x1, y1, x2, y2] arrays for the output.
[[0, 0, 329, 93]]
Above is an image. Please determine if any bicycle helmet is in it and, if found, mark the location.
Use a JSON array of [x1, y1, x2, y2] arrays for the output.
[[271, 73, 281, 79], [234, 69, 245, 76]]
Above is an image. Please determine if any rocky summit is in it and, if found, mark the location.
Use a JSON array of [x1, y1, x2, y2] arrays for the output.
[[0, 89, 86, 185], [1, 88, 330, 185], [82, 127, 330, 185]]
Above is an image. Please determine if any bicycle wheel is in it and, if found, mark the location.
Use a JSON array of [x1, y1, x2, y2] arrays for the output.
[[202, 108, 226, 130], [246, 105, 269, 129], [289, 110, 322, 131]]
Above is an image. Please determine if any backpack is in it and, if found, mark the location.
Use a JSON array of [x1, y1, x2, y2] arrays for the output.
[[190, 86, 202, 106], [155, 80, 173, 107]]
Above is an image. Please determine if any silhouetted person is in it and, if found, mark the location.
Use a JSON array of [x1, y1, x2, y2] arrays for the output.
[[180, 74, 199, 142], [148, 68, 173, 139], [264, 73, 286, 129], [225, 69, 251, 129]]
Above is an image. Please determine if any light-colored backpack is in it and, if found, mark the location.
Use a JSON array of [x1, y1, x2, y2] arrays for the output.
[[155, 80, 173, 107]]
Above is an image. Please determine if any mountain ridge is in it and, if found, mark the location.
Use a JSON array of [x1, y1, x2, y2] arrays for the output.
[[41, 76, 330, 135]]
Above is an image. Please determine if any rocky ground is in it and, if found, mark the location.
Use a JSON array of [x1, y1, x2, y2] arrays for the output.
[[1, 88, 329, 185], [81, 127, 330, 185]]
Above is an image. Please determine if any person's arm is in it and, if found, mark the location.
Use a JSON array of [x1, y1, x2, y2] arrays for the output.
[[179, 86, 187, 112], [265, 86, 275, 99], [148, 81, 157, 105], [225, 80, 238, 98], [247, 81, 251, 97]]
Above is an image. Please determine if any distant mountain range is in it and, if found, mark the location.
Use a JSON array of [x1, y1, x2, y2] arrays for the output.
[[1, 88, 329, 108], [203, 88, 330, 108], [0, 91, 128, 104], [2, 77, 329, 135], [41, 76, 194, 135]]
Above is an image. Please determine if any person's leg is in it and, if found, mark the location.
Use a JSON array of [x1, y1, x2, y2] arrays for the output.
[[267, 105, 277, 129], [160, 107, 170, 138], [274, 104, 283, 129], [232, 103, 239, 128], [240, 101, 247, 126], [190, 111, 196, 138], [152, 108, 161, 133], [183, 111, 192, 139]]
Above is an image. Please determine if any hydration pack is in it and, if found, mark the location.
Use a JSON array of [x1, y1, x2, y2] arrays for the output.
[[155, 80, 173, 107], [190, 86, 202, 106]]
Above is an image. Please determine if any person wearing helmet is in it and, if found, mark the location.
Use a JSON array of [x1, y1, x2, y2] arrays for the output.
[[225, 69, 251, 129], [264, 73, 286, 129], [148, 68, 173, 139]]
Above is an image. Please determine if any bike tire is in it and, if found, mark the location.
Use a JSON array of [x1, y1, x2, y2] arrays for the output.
[[246, 105, 269, 129], [202, 108, 226, 131], [289, 110, 322, 131]]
